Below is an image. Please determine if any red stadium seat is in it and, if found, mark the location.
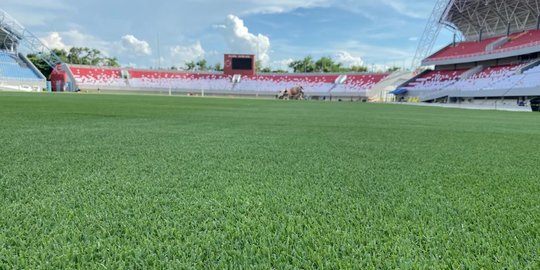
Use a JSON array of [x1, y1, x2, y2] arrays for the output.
[[494, 30, 540, 52], [68, 65, 389, 94], [427, 37, 500, 61]]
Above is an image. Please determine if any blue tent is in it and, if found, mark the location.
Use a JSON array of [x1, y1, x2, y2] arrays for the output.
[[390, 88, 408, 95]]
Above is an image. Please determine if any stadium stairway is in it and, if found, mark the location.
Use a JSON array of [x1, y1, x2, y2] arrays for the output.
[[419, 89, 456, 102], [459, 65, 485, 79], [369, 71, 415, 102], [519, 59, 540, 74]]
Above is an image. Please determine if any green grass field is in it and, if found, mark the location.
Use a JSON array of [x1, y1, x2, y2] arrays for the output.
[[1, 92, 539, 269]]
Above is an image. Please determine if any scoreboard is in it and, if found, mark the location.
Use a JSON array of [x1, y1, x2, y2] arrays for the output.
[[224, 54, 256, 76]]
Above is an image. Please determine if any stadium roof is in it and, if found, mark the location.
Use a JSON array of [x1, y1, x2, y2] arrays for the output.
[[0, 30, 18, 51], [0, 10, 23, 51], [442, 0, 540, 41], [0, 9, 64, 68]]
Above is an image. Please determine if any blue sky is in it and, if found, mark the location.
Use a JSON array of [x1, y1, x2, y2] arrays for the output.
[[3, 0, 455, 70]]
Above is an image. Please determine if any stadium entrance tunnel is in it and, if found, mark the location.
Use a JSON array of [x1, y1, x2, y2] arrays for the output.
[[531, 98, 540, 112]]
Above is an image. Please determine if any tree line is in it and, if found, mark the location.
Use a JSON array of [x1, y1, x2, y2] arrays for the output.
[[178, 56, 400, 73], [28, 47, 119, 78], [28, 48, 401, 79], [173, 59, 223, 72], [287, 56, 367, 73], [285, 56, 401, 73]]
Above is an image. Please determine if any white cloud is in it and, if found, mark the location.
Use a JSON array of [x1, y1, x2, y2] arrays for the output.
[[371, 64, 390, 72], [40, 32, 67, 50], [330, 39, 416, 67], [40, 31, 155, 61], [121, 35, 152, 55], [40, 30, 114, 54], [170, 41, 206, 66], [40, 31, 155, 59], [379, 0, 427, 19], [239, 0, 333, 15], [270, 58, 294, 71], [215, 15, 271, 65], [334, 51, 364, 68], [54, 30, 118, 56], [26, 1, 431, 69]]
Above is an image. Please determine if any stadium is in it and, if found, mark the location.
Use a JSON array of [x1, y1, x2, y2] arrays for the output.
[[51, 55, 398, 102], [1, 1, 540, 269], [1, 8, 413, 102], [401, 0, 540, 110], [4, 1, 540, 109]]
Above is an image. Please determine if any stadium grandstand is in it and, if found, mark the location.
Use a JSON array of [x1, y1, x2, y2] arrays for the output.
[[400, 0, 540, 109], [0, 9, 61, 91], [51, 55, 411, 101]]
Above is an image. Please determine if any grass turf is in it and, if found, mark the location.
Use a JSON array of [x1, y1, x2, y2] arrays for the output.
[[0, 92, 539, 269]]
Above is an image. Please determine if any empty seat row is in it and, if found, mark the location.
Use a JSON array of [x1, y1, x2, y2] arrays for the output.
[[69, 66, 389, 93], [404, 69, 467, 90], [0, 51, 42, 81], [447, 64, 524, 91], [427, 30, 540, 61], [405, 63, 540, 92]]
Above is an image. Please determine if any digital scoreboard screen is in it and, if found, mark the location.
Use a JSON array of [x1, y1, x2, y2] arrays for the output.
[[224, 54, 255, 75], [232, 58, 253, 70]]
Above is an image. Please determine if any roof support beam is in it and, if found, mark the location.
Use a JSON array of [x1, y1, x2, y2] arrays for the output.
[[443, 0, 540, 40]]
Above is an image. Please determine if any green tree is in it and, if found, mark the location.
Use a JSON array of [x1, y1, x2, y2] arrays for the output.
[[196, 59, 208, 71], [64, 47, 115, 66], [26, 53, 53, 79], [301, 56, 315, 73], [387, 66, 401, 72], [28, 47, 120, 79], [315, 56, 339, 73], [349, 65, 368, 72], [289, 56, 315, 73], [27, 48, 69, 78], [288, 56, 373, 73], [52, 48, 68, 62], [184, 61, 196, 71], [288, 60, 301, 72], [256, 60, 274, 73], [213, 63, 223, 72], [103, 57, 120, 67]]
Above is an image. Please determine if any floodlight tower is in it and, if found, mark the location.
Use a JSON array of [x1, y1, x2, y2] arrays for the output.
[[411, 0, 455, 69]]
